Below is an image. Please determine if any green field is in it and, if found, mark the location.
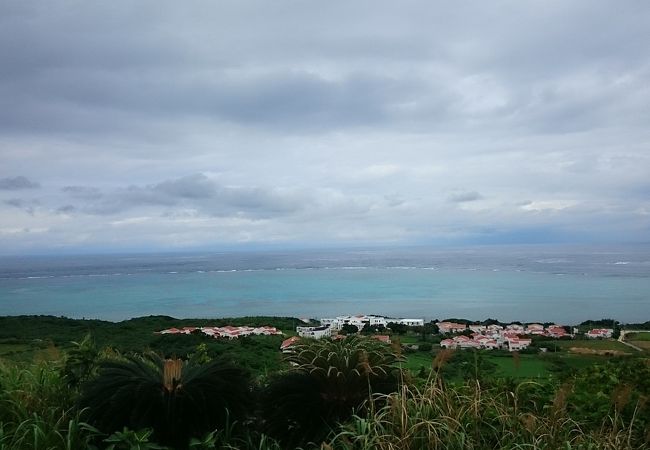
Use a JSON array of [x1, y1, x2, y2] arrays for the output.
[[626, 332, 650, 341], [0, 343, 29, 356], [402, 351, 434, 371], [487, 354, 551, 378], [538, 339, 630, 352]]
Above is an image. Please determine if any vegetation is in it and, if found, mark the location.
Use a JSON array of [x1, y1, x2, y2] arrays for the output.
[[1, 315, 650, 449], [261, 336, 402, 447], [79, 354, 252, 449], [627, 332, 650, 341]]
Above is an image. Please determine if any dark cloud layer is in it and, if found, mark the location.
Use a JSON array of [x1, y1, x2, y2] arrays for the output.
[[0, 176, 40, 190], [0, 1, 649, 253], [61, 174, 306, 218]]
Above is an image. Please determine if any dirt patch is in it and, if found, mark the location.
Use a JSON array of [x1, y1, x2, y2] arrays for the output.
[[569, 347, 630, 356], [629, 341, 650, 350]]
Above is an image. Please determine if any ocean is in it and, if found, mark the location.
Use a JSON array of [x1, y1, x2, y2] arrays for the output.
[[0, 245, 649, 324]]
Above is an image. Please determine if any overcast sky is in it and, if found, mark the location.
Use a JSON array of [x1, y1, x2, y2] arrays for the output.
[[1, 1, 649, 254]]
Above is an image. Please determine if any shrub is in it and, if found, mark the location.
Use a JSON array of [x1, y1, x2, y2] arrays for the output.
[[260, 336, 402, 446]]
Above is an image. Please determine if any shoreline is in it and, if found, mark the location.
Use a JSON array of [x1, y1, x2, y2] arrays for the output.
[[0, 313, 646, 328]]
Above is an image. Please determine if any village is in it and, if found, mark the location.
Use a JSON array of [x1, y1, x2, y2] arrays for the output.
[[157, 313, 615, 353]]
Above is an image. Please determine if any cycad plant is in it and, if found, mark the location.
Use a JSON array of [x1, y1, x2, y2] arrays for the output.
[[79, 354, 252, 449], [261, 336, 402, 447]]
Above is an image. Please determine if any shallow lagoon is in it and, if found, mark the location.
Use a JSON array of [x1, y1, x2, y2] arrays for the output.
[[1, 245, 649, 323]]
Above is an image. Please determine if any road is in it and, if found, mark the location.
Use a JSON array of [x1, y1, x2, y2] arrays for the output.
[[618, 330, 650, 352]]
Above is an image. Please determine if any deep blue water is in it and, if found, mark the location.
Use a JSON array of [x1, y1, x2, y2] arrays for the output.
[[0, 245, 649, 323]]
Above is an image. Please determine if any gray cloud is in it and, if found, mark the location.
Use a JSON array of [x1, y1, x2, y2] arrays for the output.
[[0, 176, 40, 190], [60, 174, 307, 218], [62, 186, 102, 199], [0, 1, 649, 253], [448, 191, 483, 203], [4, 198, 38, 215]]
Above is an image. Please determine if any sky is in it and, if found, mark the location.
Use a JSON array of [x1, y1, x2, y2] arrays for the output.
[[0, 1, 649, 255]]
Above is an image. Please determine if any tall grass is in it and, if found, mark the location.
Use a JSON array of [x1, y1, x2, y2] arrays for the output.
[[327, 372, 649, 450], [2, 347, 648, 449], [0, 361, 101, 449]]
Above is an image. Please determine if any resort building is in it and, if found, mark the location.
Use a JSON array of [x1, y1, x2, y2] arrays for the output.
[[505, 324, 524, 333], [506, 337, 532, 351], [440, 335, 500, 350], [546, 325, 568, 338], [586, 328, 614, 339], [396, 318, 426, 327], [437, 322, 467, 334], [297, 324, 332, 339], [319, 315, 424, 331], [525, 324, 545, 335]]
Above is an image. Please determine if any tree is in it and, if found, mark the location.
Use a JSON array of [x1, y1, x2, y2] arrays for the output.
[[260, 336, 402, 446], [80, 354, 252, 449], [413, 321, 439, 341], [387, 322, 408, 335], [361, 323, 386, 335], [340, 323, 360, 335]]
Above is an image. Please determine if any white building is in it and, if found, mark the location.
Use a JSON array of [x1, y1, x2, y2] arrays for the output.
[[297, 324, 332, 339], [320, 315, 423, 331], [393, 318, 425, 327]]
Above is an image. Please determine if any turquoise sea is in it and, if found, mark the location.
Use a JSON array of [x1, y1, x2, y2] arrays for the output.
[[1, 245, 649, 323]]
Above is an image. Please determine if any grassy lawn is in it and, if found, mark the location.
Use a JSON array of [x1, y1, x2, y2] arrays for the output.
[[402, 349, 627, 380], [543, 353, 612, 372], [402, 351, 434, 372], [487, 354, 552, 378], [538, 339, 629, 352], [0, 343, 31, 356], [626, 332, 650, 341], [397, 335, 420, 344], [0, 343, 60, 363]]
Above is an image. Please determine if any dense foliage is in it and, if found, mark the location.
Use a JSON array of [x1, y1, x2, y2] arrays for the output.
[[261, 336, 402, 446], [1, 316, 649, 449], [79, 354, 252, 449]]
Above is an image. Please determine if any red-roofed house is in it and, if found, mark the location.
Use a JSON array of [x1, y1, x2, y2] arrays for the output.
[[160, 328, 181, 334], [437, 322, 467, 334], [280, 336, 301, 352], [506, 337, 532, 351], [586, 328, 613, 339], [440, 338, 456, 349], [547, 326, 567, 338]]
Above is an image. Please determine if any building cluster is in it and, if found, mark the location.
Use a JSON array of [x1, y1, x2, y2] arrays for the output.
[[440, 333, 532, 352], [158, 325, 283, 339], [320, 314, 424, 331], [294, 314, 424, 339], [438, 322, 570, 352], [437, 321, 569, 338]]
